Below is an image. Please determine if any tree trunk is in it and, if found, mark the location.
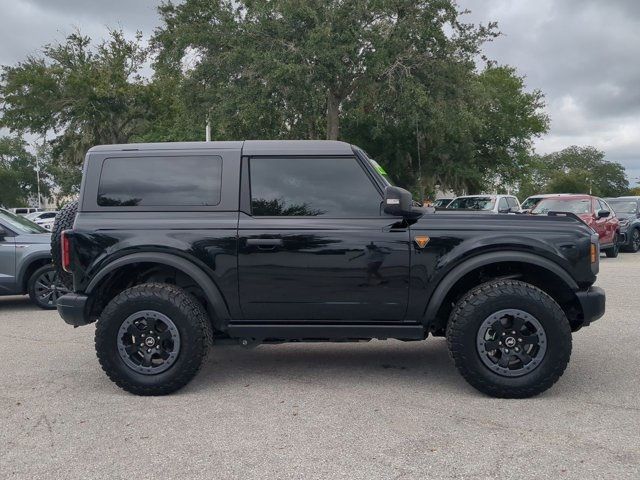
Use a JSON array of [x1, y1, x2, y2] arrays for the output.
[[326, 90, 340, 140]]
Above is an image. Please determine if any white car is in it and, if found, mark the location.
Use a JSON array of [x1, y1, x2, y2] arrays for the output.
[[446, 195, 521, 213], [25, 211, 58, 231]]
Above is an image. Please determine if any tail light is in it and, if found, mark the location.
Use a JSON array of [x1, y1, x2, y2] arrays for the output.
[[61, 230, 72, 273]]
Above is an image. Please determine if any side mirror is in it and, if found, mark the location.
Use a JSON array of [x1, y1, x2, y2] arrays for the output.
[[383, 186, 416, 218], [596, 209, 610, 218]]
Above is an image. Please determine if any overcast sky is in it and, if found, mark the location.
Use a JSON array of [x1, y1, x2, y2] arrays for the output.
[[1, 0, 639, 184]]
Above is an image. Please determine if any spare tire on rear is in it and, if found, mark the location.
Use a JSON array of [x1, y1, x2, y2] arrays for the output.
[[51, 200, 78, 289]]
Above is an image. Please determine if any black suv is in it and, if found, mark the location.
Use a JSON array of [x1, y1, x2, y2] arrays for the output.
[[55, 141, 605, 397]]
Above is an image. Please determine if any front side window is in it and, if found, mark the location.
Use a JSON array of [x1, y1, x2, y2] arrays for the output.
[[250, 157, 382, 217], [98, 156, 222, 207]]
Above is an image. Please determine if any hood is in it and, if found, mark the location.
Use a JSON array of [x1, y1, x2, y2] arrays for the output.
[[15, 233, 52, 245]]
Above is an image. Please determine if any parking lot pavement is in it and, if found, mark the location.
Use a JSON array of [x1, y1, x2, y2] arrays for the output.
[[0, 255, 639, 480]]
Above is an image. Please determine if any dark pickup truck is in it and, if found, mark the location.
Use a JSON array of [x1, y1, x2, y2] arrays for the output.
[[54, 140, 605, 398]]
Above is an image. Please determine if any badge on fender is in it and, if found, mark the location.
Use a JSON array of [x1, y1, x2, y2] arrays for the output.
[[414, 235, 430, 249]]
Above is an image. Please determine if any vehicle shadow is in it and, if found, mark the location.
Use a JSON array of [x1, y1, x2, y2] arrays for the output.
[[0, 295, 32, 309], [188, 338, 472, 394]]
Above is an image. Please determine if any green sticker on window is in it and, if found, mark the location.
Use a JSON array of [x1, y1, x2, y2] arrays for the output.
[[369, 159, 388, 176]]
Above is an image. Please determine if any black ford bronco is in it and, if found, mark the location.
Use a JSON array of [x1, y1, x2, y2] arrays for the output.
[[54, 140, 605, 397]]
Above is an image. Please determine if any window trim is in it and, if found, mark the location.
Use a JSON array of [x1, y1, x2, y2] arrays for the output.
[[246, 155, 385, 219]]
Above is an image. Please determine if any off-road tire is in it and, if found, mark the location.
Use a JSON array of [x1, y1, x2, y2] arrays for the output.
[[446, 280, 572, 398], [51, 200, 78, 289], [604, 234, 619, 258], [95, 283, 213, 395]]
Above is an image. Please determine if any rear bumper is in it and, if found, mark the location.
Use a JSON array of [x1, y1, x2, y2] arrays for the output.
[[576, 286, 605, 326], [57, 293, 91, 327]]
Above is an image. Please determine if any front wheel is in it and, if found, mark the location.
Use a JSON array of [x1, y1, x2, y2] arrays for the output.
[[446, 280, 572, 398], [95, 283, 212, 395], [604, 234, 619, 258], [626, 228, 640, 253]]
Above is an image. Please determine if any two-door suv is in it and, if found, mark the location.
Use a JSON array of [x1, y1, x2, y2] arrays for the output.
[[55, 141, 605, 397]]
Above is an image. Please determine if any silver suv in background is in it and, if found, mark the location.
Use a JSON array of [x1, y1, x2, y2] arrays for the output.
[[0, 208, 68, 309], [446, 194, 521, 213]]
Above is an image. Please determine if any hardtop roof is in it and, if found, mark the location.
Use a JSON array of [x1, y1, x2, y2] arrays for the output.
[[87, 140, 354, 156]]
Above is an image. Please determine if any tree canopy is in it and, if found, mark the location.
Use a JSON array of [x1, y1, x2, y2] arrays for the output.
[[0, 2, 630, 200]]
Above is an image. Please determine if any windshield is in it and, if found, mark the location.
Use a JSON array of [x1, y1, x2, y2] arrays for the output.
[[433, 199, 452, 208], [521, 197, 542, 210], [0, 208, 47, 234], [447, 196, 495, 210], [531, 198, 591, 215], [607, 200, 638, 215]]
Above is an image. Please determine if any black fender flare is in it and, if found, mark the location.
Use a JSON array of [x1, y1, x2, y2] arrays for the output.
[[423, 251, 579, 323], [86, 252, 231, 326]]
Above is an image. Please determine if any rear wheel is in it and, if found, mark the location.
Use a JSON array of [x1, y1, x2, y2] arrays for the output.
[[95, 283, 212, 395], [446, 280, 572, 398], [28, 264, 70, 310], [51, 200, 78, 289], [604, 234, 619, 258]]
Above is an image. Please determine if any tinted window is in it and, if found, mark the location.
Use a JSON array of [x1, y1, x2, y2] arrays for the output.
[[250, 157, 381, 217], [98, 156, 222, 207]]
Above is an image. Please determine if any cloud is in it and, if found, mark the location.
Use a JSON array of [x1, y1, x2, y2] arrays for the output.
[[460, 0, 640, 184]]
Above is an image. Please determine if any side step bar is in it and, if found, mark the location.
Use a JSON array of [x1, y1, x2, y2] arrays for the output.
[[226, 323, 427, 342]]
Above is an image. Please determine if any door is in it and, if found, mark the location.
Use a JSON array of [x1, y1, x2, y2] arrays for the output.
[[238, 156, 411, 321], [592, 198, 610, 244], [0, 224, 16, 294]]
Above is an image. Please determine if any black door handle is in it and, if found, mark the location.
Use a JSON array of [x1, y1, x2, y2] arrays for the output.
[[246, 238, 283, 249]]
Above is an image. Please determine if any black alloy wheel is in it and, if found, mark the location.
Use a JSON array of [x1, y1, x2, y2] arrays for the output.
[[117, 310, 181, 375], [28, 265, 70, 310], [630, 229, 640, 252], [476, 309, 547, 377]]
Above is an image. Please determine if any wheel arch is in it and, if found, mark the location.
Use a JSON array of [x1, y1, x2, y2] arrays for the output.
[[18, 253, 52, 293], [86, 252, 231, 329], [423, 251, 582, 333]]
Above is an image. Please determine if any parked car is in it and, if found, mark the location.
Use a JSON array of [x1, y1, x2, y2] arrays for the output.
[[25, 211, 58, 231], [530, 194, 621, 257], [432, 198, 453, 208], [0, 208, 68, 309], [520, 194, 572, 213], [10, 207, 41, 216], [605, 196, 640, 252], [446, 194, 521, 213], [54, 140, 604, 398]]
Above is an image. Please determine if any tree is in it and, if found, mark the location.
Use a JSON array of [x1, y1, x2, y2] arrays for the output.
[[0, 136, 48, 207], [0, 30, 160, 195], [542, 146, 628, 197], [153, 1, 547, 196]]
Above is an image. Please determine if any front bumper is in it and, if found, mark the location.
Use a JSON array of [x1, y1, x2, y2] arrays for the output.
[[575, 286, 605, 327], [57, 293, 91, 327]]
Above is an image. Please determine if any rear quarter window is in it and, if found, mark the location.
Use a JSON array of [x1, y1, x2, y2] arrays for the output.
[[97, 156, 222, 207]]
